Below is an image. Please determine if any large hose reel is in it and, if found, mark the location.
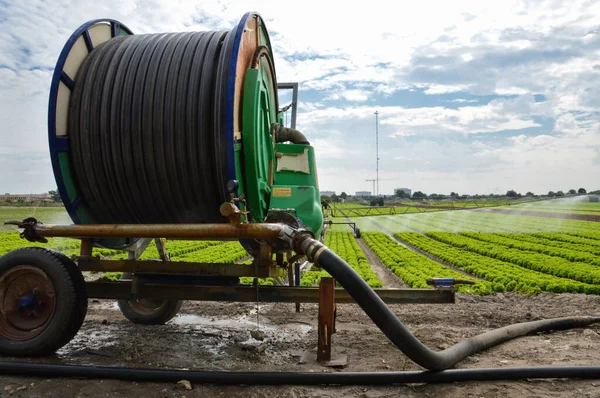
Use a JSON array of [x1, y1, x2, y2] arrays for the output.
[[48, 13, 323, 249]]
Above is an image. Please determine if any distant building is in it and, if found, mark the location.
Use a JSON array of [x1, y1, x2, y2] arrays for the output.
[[355, 191, 371, 197], [320, 190, 336, 197], [396, 188, 411, 196], [0, 193, 52, 202]]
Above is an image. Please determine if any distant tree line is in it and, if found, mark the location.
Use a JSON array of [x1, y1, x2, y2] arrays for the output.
[[399, 187, 591, 200], [321, 187, 598, 203]]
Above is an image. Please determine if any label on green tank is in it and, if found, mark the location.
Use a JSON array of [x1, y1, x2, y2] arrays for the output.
[[273, 187, 292, 197]]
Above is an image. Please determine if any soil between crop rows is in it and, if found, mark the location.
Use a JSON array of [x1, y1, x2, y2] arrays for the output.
[[1, 294, 600, 397]]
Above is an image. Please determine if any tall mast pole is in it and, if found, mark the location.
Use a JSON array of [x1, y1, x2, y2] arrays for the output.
[[375, 111, 379, 196]]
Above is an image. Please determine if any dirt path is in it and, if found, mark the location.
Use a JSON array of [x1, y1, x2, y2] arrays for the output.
[[356, 237, 407, 288], [3, 295, 600, 397]]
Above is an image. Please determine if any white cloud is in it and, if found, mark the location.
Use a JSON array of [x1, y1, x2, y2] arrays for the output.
[[445, 98, 479, 103], [342, 89, 370, 102], [422, 84, 471, 95], [299, 95, 544, 138]]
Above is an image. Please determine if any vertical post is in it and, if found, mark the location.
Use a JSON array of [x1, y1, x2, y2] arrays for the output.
[[290, 83, 298, 130], [317, 277, 335, 363], [295, 262, 301, 313], [80, 239, 92, 257], [375, 110, 379, 196]]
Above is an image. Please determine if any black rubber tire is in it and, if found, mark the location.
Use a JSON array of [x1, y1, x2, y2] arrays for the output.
[[354, 228, 361, 239], [117, 273, 182, 325], [0, 247, 87, 356]]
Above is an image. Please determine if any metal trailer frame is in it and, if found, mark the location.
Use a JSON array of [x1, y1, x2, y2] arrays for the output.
[[7, 216, 454, 306], [4, 202, 455, 364]]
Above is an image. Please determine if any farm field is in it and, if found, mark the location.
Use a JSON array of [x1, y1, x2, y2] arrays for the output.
[[339, 198, 600, 295], [1, 197, 600, 295], [329, 195, 599, 218]]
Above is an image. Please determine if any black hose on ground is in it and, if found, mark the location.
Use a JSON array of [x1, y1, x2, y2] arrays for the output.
[[294, 235, 600, 371], [0, 362, 600, 384]]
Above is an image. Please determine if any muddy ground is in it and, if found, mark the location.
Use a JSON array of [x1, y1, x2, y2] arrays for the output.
[[1, 293, 600, 397]]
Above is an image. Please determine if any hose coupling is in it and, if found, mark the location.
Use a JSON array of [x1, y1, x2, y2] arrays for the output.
[[4, 218, 47, 243]]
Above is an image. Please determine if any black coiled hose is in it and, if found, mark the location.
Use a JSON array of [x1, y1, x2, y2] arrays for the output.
[[69, 30, 236, 224]]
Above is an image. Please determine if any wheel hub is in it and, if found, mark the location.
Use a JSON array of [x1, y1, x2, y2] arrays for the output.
[[127, 299, 166, 316], [0, 266, 56, 340]]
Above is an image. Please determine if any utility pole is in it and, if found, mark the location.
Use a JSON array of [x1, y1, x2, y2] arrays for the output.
[[375, 111, 379, 196]]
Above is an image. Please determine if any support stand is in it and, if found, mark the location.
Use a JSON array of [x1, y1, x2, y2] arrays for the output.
[[316, 277, 346, 367]]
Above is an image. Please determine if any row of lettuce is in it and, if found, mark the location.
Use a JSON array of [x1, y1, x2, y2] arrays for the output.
[[284, 227, 600, 295], [358, 211, 600, 295], [3, 219, 600, 295]]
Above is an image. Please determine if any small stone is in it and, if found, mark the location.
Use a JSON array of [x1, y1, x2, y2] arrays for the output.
[[177, 380, 192, 391], [16, 386, 27, 392], [4, 386, 13, 392], [242, 342, 267, 353], [583, 329, 598, 338], [250, 329, 265, 341]]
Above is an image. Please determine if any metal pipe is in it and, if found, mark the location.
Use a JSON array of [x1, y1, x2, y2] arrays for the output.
[[293, 233, 600, 371], [6, 221, 285, 240], [271, 123, 310, 145], [1, 362, 600, 384]]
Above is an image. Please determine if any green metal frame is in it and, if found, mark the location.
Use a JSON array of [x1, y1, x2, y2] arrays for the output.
[[240, 67, 276, 223]]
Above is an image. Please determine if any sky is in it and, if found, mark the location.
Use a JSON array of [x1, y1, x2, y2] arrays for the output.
[[1, 0, 599, 197]]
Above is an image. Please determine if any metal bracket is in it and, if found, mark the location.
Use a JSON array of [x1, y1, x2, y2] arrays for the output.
[[277, 82, 298, 129], [426, 278, 475, 290], [125, 238, 153, 260]]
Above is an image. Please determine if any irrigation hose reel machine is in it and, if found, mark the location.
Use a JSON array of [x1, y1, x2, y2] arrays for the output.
[[48, 13, 323, 249], [2, 11, 600, 382], [3, 11, 374, 358]]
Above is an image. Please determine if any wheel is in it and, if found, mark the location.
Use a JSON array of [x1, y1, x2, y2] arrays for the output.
[[354, 228, 361, 238], [0, 247, 87, 356], [117, 273, 182, 325]]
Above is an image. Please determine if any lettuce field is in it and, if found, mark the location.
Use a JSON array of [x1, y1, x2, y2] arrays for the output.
[[1, 199, 599, 295]]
